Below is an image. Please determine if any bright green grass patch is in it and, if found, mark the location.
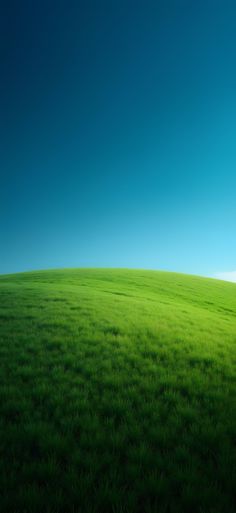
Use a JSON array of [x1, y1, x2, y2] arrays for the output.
[[0, 269, 235, 512]]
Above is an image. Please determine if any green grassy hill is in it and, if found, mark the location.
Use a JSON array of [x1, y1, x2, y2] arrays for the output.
[[0, 269, 235, 512]]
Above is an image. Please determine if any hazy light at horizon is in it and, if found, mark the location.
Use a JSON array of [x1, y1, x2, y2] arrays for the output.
[[214, 271, 236, 283]]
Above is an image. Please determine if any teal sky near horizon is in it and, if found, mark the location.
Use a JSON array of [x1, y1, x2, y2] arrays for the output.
[[1, 1, 236, 276]]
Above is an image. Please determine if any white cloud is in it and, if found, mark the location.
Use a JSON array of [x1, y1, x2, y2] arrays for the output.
[[214, 271, 236, 283]]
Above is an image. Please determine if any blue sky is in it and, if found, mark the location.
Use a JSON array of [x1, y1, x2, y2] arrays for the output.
[[1, 0, 236, 277]]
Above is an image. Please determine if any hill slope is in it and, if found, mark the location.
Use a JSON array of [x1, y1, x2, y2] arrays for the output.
[[0, 269, 235, 512]]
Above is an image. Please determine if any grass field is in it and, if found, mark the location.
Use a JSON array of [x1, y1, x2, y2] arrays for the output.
[[0, 268, 235, 512]]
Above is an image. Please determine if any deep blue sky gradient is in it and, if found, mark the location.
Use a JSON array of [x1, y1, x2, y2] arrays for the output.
[[1, 0, 236, 275]]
